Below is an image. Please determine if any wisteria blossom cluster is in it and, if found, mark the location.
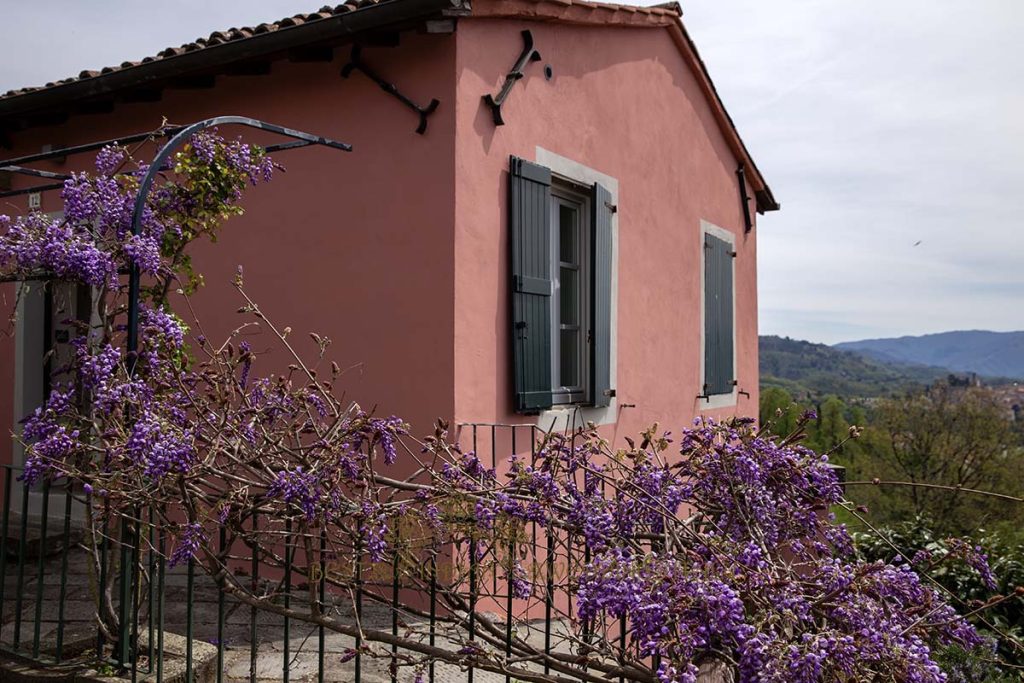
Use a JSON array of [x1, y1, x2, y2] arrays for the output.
[[0, 129, 274, 290], [403, 423, 998, 683], [0, 140, 1009, 683]]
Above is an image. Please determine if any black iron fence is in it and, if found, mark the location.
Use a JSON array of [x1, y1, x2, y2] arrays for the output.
[[0, 422, 638, 683]]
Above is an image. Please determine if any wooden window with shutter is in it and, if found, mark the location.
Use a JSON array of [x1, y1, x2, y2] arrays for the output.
[[703, 232, 735, 397], [509, 156, 615, 413]]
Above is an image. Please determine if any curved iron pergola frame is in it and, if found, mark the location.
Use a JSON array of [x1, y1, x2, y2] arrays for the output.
[[0, 114, 351, 370], [0, 116, 352, 669]]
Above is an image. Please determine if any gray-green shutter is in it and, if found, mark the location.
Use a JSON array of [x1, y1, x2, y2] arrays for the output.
[[590, 182, 614, 407], [704, 234, 734, 396], [509, 156, 554, 413]]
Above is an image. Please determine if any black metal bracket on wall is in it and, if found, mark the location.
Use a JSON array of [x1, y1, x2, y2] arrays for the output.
[[341, 45, 440, 135], [736, 164, 753, 233], [483, 30, 541, 126]]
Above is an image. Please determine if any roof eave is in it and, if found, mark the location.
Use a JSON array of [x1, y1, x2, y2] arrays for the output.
[[0, 0, 465, 125]]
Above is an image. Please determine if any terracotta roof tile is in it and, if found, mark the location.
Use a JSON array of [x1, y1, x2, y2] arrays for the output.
[[0, 1, 389, 101], [0, 0, 685, 102]]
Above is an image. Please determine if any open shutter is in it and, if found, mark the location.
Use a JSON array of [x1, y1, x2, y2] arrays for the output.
[[590, 182, 614, 407], [704, 234, 735, 396], [510, 156, 554, 413]]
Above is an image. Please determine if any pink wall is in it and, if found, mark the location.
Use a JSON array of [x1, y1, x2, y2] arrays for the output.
[[452, 16, 760, 444], [0, 13, 766, 471], [0, 32, 458, 468]]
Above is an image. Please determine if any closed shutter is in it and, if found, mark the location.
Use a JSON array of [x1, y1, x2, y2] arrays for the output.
[[590, 182, 614, 407], [510, 156, 554, 413], [704, 234, 735, 396]]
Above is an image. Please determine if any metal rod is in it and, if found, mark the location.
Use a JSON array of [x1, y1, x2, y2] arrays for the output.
[[736, 164, 753, 233], [186, 559, 194, 680], [13, 480, 30, 650], [0, 165, 71, 180], [97, 508, 109, 659], [428, 553, 437, 683], [0, 183, 64, 199], [130, 515, 141, 682], [116, 516, 133, 667], [469, 426, 478, 683], [391, 526, 399, 683], [217, 527, 226, 683], [468, 537, 477, 683], [147, 507, 155, 673], [341, 46, 440, 135], [0, 127, 182, 168], [32, 479, 51, 658], [354, 537, 362, 683], [249, 509, 259, 683], [157, 523, 166, 681], [318, 530, 326, 683], [56, 481, 73, 663], [482, 30, 541, 126], [505, 428, 515, 683], [0, 469, 12, 636], [544, 524, 553, 676], [283, 517, 291, 683]]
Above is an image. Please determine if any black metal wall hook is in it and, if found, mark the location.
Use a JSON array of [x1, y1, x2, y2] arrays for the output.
[[483, 30, 542, 126], [341, 45, 440, 135]]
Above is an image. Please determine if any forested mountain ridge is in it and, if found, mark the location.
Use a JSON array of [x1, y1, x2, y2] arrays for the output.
[[759, 335, 955, 398], [835, 330, 1024, 379]]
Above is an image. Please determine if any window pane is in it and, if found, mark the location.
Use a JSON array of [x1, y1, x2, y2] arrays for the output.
[[559, 204, 578, 265], [560, 329, 579, 387], [560, 266, 578, 325]]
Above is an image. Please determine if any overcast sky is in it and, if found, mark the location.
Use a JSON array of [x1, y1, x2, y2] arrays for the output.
[[1, 1, 1021, 344]]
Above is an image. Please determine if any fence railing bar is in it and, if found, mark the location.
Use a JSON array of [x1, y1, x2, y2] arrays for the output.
[[544, 523, 553, 676], [469, 424, 478, 683], [146, 507, 155, 674], [31, 479, 51, 658], [157, 523, 166, 682], [355, 537, 363, 683], [55, 481, 73, 663], [13, 481, 31, 650], [429, 553, 437, 683], [318, 529, 326, 683], [116, 516, 133, 667], [217, 526, 226, 683], [503, 424, 517, 683], [249, 509, 259, 683], [468, 536, 477, 683], [186, 558, 195, 680], [130, 514, 141, 683], [283, 517, 292, 683], [0, 469, 13, 635], [618, 616, 626, 683], [391, 526, 399, 683], [97, 506, 108, 660]]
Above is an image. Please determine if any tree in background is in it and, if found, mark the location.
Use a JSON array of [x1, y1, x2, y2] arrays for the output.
[[869, 383, 1022, 537]]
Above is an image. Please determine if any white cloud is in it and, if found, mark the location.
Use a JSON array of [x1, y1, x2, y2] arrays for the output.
[[682, 0, 1024, 343]]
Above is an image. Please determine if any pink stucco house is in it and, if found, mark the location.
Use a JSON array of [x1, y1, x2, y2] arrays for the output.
[[0, 0, 777, 469]]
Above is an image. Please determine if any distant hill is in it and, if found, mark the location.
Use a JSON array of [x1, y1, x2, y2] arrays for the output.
[[835, 330, 1024, 380], [760, 335, 953, 399]]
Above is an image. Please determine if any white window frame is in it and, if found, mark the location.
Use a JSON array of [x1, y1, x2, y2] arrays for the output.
[[550, 182, 592, 407], [699, 220, 738, 410], [534, 147, 618, 430]]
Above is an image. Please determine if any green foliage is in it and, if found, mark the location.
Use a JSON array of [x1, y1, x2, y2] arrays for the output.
[[933, 645, 1020, 683], [760, 382, 1023, 539]]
